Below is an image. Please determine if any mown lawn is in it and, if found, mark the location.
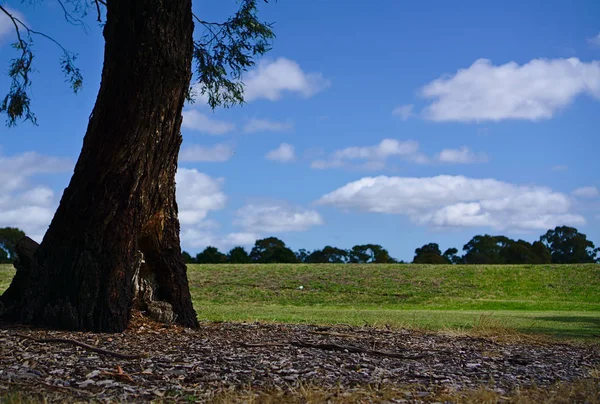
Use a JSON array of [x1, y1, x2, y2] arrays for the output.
[[1, 263, 599, 339]]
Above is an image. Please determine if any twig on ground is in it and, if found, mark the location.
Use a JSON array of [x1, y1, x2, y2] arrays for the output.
[[238, 341, 287, 348], [239, 338, 427, 359], [291, 339, 426, 360], [310, 331, 367, 339], [14, 333, 146, 360]]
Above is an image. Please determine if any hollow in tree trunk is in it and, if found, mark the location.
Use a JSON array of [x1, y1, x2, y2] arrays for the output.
[[0, 0, 199, 332]]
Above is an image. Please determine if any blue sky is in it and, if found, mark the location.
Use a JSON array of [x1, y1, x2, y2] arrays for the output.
[[1, 0, 599, 261]]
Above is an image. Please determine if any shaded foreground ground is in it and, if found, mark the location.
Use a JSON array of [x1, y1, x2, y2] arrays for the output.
[[1, 313, 599, 403]]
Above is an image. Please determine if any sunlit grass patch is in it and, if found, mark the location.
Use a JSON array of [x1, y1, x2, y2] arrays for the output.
[[2, 263, 599, 340]]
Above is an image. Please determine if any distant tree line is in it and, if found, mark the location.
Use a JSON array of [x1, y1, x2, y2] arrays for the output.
[[1, 225, 597, 265], [183, 226, 599, 265], [412, 226, 599, 265], [0, 227, 25, 264]]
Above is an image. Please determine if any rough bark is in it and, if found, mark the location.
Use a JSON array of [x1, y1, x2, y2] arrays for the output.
[[0, 0, 198, 332]]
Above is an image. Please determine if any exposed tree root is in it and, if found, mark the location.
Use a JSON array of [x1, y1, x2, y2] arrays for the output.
[[14, 333, 146, 360]]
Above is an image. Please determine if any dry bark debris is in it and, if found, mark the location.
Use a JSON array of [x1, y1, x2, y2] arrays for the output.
[[0, 313, 598, 402]]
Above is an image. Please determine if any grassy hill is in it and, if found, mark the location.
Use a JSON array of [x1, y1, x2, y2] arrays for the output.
[[1, 263, 599, 339]]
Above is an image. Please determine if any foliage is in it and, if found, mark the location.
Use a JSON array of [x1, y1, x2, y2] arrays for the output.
[[531, 240, 552, 263], [443, 247, 462, 264], [192, 0, 275, 109], [348, 244, 394, 263], [462, 235, 510, 264], [227, 246, 251, 263], [462, 235, 553, 265], [0, 227, 26, 263], [0, 4, 82, 126], [195, 246, 227, 264], [0, 248, 8, 263], [1, 0, 274, 126], [413, 243, 448, 264], [501, 239, 551, 264], [306, 246, 349, 263], [179, 226, 596, 265], [182, 251, 196, 264], [295, 248, 310, 263], [250, 237, 298, 263], [540, 226, 599, 264]]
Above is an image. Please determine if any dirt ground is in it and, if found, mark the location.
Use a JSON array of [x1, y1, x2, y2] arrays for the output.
[[1, 313, 599, 403]]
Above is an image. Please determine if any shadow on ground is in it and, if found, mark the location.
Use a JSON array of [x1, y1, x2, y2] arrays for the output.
[[526, 315, 600, 340]]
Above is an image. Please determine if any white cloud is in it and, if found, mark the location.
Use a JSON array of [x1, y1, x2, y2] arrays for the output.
[[317, 175, 585, 231], [175, 168, 226, 226], [182, 110, 235, 135], [179, 143, 234, 162], [265, 143, 296, 162], [0, 151, 72, 191], [0, 188, 57, 242], [179, 201, 322, 251], [392, 104, 414, 120], [243, 118, 293, 133], [588, 33, 600, 47], [572, 186, 599, 198], [420, 58, 600, 122], [179, 228, 259, 251], [311, 159, 344, 170], [235, 203, 323, 233], [311, 138, 427, 170], [176, 168, 246, 251], [435, 146, 489, 164], [179, 228, 216, 249], [0, 7, 25, 41], [0, 151, 73, 241], [243, 58, 330, 101], [221, 232, 259, 246]]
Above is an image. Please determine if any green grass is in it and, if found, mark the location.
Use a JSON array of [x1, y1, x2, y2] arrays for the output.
[[0, 265, 13, 292], [2, 263, 599, 339]]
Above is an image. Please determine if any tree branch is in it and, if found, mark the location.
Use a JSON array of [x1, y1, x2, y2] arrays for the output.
[[0, 5, 26, 47], [192, 13, 227, 28], [0, 4, 83, 126], [93, 0, 103, 22], [0, 5, 72, 55], [56, 0, 89, 31]]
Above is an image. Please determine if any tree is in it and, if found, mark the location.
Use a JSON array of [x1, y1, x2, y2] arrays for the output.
[[269, 247, 299, 263], [500, 239, 551, 264], [250, 237, 298, 263], [0, 227, 26, 264], [348, 244, 393, 263], [181, 251, 196, 264], [348, 245, 370, 264], [295, 249, 310, 263], [0, 1, 274, 332], [462, 235, 511, 264], [412, 243, 448, 264], [306, 246, 349, 263], [531, 241, 552, 264], [0, 248, 8, 264], [443, 248, 462, 264], [540, 226, 599, 264], [227, 246, 251, 264], [196, 246, 227, 264]]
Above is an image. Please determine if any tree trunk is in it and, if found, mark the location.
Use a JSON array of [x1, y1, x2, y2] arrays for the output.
[[0, 0, 198, 332]]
